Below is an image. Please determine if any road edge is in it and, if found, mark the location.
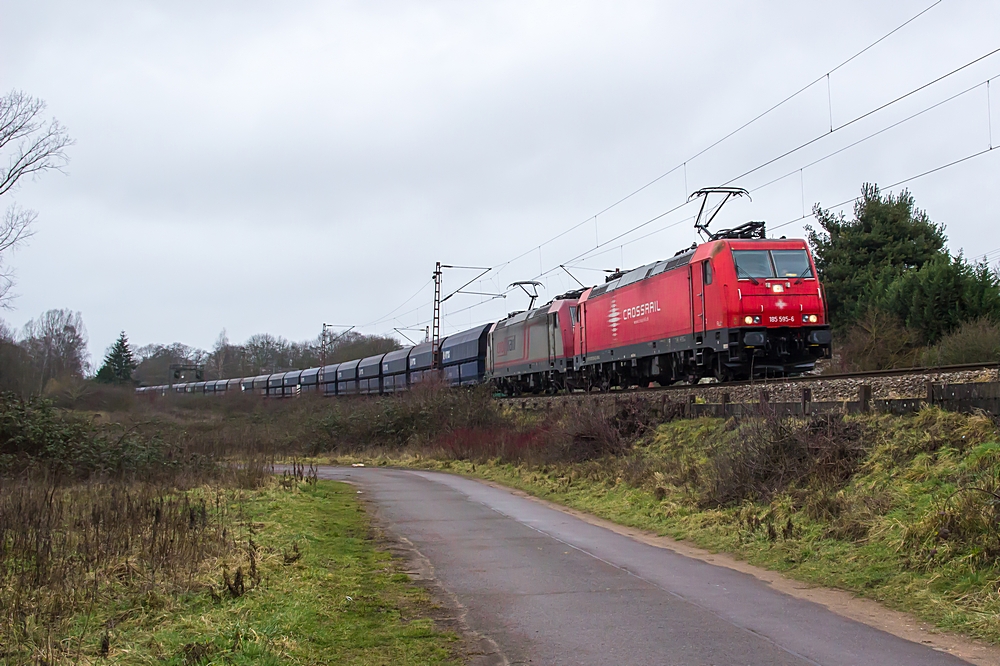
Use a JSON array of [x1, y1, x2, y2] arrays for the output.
[[342, 476, 509, 666]]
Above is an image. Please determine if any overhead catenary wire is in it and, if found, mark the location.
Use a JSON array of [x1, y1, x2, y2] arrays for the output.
[[722, 46, 1000, 187], [370, 3, 992, 335], [362, 278, 433, 328], [402, 142, 1000, 330], [431, 143, 1000, 329], [769, 145, 999, 233], [406, 146, 1000, 332], [748, 74, 999, 194], [536, 54, 1000, 282], [482, 0, 945, 273], [499, 46, 1000, 301]]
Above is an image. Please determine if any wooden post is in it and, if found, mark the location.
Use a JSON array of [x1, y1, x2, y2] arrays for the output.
[[925, 380, 934, 407], [801, 387, 812, 416], [721, 392, 730, 417], [756, 388, 769, 416], [858, 384, 872, 413], [687, 393, 696, 418]]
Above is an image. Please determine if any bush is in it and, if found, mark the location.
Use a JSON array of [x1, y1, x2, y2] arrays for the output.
[[922, 318, 1000, 366], [44, 376, 137, 411], [540, 398, 656, 463], [315, 383, 510, 453], [869, 256, 1000, 344], [834, 308, 921, 371], [424, 395, 661, 465], [0, 392, 277, 482], [706, 411, 868, 507]]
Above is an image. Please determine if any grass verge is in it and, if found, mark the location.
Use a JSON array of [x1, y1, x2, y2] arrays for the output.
[[14, 480, 458, 665]]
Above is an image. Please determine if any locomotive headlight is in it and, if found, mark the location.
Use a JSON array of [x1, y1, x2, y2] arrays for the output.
[[771, 284, 784, 293], [808, 314, 818, 323], [744, 315, 754, 325]]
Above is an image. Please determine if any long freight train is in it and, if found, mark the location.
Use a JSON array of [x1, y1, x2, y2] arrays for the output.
[[138, 191, 832, 397]]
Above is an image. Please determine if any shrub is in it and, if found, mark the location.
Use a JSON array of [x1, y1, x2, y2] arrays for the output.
[[922, 318, 1000, 366], [315, 383, 510, 453], [706, 411, 868, 506], [539, 398, 656, 463], [870, 256, 1000, 344], [834, 308, 921, 371], [44, 376, 137, 411]]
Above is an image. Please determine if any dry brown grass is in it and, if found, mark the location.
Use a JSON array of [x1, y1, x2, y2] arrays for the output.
[[0, 391, 276, 663]]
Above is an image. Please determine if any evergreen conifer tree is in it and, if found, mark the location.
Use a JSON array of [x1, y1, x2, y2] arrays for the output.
[[806, 183, 947, 329], [95, 331, 137, 384]]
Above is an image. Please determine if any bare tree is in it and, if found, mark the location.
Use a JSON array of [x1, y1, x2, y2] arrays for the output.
[[20, 309, 89, 392], [288, 337, 322, 370], [327, 331, 400, 364], [133, 342, 207, 385], [0, 90, 72, 305], [243, 333, 291, 375], [206, 329, 243, 379]]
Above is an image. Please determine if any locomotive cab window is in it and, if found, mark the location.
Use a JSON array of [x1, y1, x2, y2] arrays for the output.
[[732, 250, 774, 279], [771, 250, 813, 278], [702, 260, 712, 285]]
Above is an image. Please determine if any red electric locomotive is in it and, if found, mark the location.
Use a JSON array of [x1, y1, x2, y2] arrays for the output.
[[486, 188, 832, 392], [572, 188, 831, 387]]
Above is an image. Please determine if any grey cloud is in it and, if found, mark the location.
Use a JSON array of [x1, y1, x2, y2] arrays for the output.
[[1, 0, 998, 359]]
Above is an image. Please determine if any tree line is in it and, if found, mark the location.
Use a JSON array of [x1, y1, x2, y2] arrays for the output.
[[0, 314, 403, 394], [131, 329, 401, 386]]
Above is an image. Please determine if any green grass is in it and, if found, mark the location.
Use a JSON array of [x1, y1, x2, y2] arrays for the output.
[[384, 409, 1000, 644], [76, 481, 458, 665]]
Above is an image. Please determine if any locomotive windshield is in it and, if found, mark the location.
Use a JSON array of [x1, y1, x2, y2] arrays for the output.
[[733, 249, 813, 279], [771, 250, 813, 278], [732, 250, 773, 278]]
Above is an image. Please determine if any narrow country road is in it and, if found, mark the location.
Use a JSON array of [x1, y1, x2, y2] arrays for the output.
[[318, 466, 972, 666]]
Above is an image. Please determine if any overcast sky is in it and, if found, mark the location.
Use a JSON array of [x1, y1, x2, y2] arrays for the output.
[[2, 0, 998, 364]]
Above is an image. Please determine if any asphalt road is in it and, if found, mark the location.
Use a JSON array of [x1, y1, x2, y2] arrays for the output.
[[319, 466, 971, 666]]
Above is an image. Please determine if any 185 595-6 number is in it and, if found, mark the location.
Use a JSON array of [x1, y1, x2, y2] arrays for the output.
[[768, 315, 797, 324]]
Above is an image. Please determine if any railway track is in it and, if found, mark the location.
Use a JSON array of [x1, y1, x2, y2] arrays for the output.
[[502, 361, 1000, 405]]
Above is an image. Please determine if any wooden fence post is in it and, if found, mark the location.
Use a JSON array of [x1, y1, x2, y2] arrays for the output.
[[801, 387, 812, 416], [858, 384, 872, 413]]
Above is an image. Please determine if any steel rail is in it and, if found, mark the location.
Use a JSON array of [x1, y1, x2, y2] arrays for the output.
[[499, 361, 1000, 401]]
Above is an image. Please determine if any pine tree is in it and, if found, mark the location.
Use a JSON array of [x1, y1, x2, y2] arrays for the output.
[[806, 183, 947, 329], [95, 331, 137, 384]]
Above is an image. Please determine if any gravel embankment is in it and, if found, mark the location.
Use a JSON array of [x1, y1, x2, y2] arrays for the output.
[[509, 368, 1000, 408]]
